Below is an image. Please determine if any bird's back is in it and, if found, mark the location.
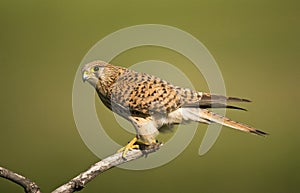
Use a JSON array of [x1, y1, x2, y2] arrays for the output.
[[110, 69, 185, 116]]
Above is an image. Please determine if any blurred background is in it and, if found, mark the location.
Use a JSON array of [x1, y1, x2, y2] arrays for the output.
[[0, 0, 299, 192]]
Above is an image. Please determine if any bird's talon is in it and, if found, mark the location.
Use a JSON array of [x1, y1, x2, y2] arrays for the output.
[[117, 137, 140, 157]]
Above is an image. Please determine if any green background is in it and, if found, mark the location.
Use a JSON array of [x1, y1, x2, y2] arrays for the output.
[[1, 0, 299, 192]]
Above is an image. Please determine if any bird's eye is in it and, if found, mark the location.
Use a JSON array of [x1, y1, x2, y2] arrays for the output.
[[93, 66, 99, 72]]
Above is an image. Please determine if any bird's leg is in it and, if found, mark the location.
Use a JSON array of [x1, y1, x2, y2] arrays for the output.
[[117, 136, 140, 157], [135, 139, 158, 150]]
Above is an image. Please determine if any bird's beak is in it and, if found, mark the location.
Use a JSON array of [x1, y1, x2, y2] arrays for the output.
[[82, 70, 90, 82]]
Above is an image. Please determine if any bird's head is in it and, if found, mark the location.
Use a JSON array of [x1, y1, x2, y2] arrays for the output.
[[81, 60, 109, 87]]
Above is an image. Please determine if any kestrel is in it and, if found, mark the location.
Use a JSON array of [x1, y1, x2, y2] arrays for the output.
[[82, 60, 267, 157]]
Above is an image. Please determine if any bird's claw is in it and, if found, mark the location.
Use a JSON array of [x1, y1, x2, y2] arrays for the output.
[[117, 137, 140, 158]]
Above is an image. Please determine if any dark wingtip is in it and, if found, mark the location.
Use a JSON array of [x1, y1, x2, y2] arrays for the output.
[[225, 105, 248, 111], [250, 129, 269, 137], [242, 98, 252, 102], [227, 97, 252, 103], [197, 103, 248, 111]]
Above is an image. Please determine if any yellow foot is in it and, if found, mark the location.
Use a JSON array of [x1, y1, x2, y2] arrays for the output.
[[117, 137, 140, 158]]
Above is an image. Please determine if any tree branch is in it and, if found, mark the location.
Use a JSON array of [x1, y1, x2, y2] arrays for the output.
[[0, 166, 41, 193], [1, 144, 161, 193], [52, 143, 162, 193]]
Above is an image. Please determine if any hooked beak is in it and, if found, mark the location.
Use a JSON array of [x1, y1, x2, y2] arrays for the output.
[[82, 71, 90, 82]]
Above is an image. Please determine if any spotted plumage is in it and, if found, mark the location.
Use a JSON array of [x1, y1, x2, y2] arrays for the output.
[[82, 60, 267, 155]]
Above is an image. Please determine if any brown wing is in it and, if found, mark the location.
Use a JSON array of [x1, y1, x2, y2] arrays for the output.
[[110, 69, 182, 116], [109, 68, 249, 117]]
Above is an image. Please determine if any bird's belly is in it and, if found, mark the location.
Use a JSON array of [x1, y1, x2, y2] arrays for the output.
[[153, 108, 187, 128]]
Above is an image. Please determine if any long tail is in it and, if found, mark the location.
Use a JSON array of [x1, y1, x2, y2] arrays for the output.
[[180, 108, 267, 136], [179, 91, 267, 135], [198, 109, 267, 136]]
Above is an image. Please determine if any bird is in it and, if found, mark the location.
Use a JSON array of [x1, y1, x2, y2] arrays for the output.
[[82, 60, 267, 157]]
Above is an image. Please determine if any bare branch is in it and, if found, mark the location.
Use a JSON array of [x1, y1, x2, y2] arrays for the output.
[[0, 144, 161, 193], [0, 166, 41, 193], [52, 143, 162, 193]]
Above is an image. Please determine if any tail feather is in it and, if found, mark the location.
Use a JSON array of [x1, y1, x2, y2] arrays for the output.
[[198, 109, 268, 136], [178, 91, 267, 136], [183, 108, 268, 136]]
